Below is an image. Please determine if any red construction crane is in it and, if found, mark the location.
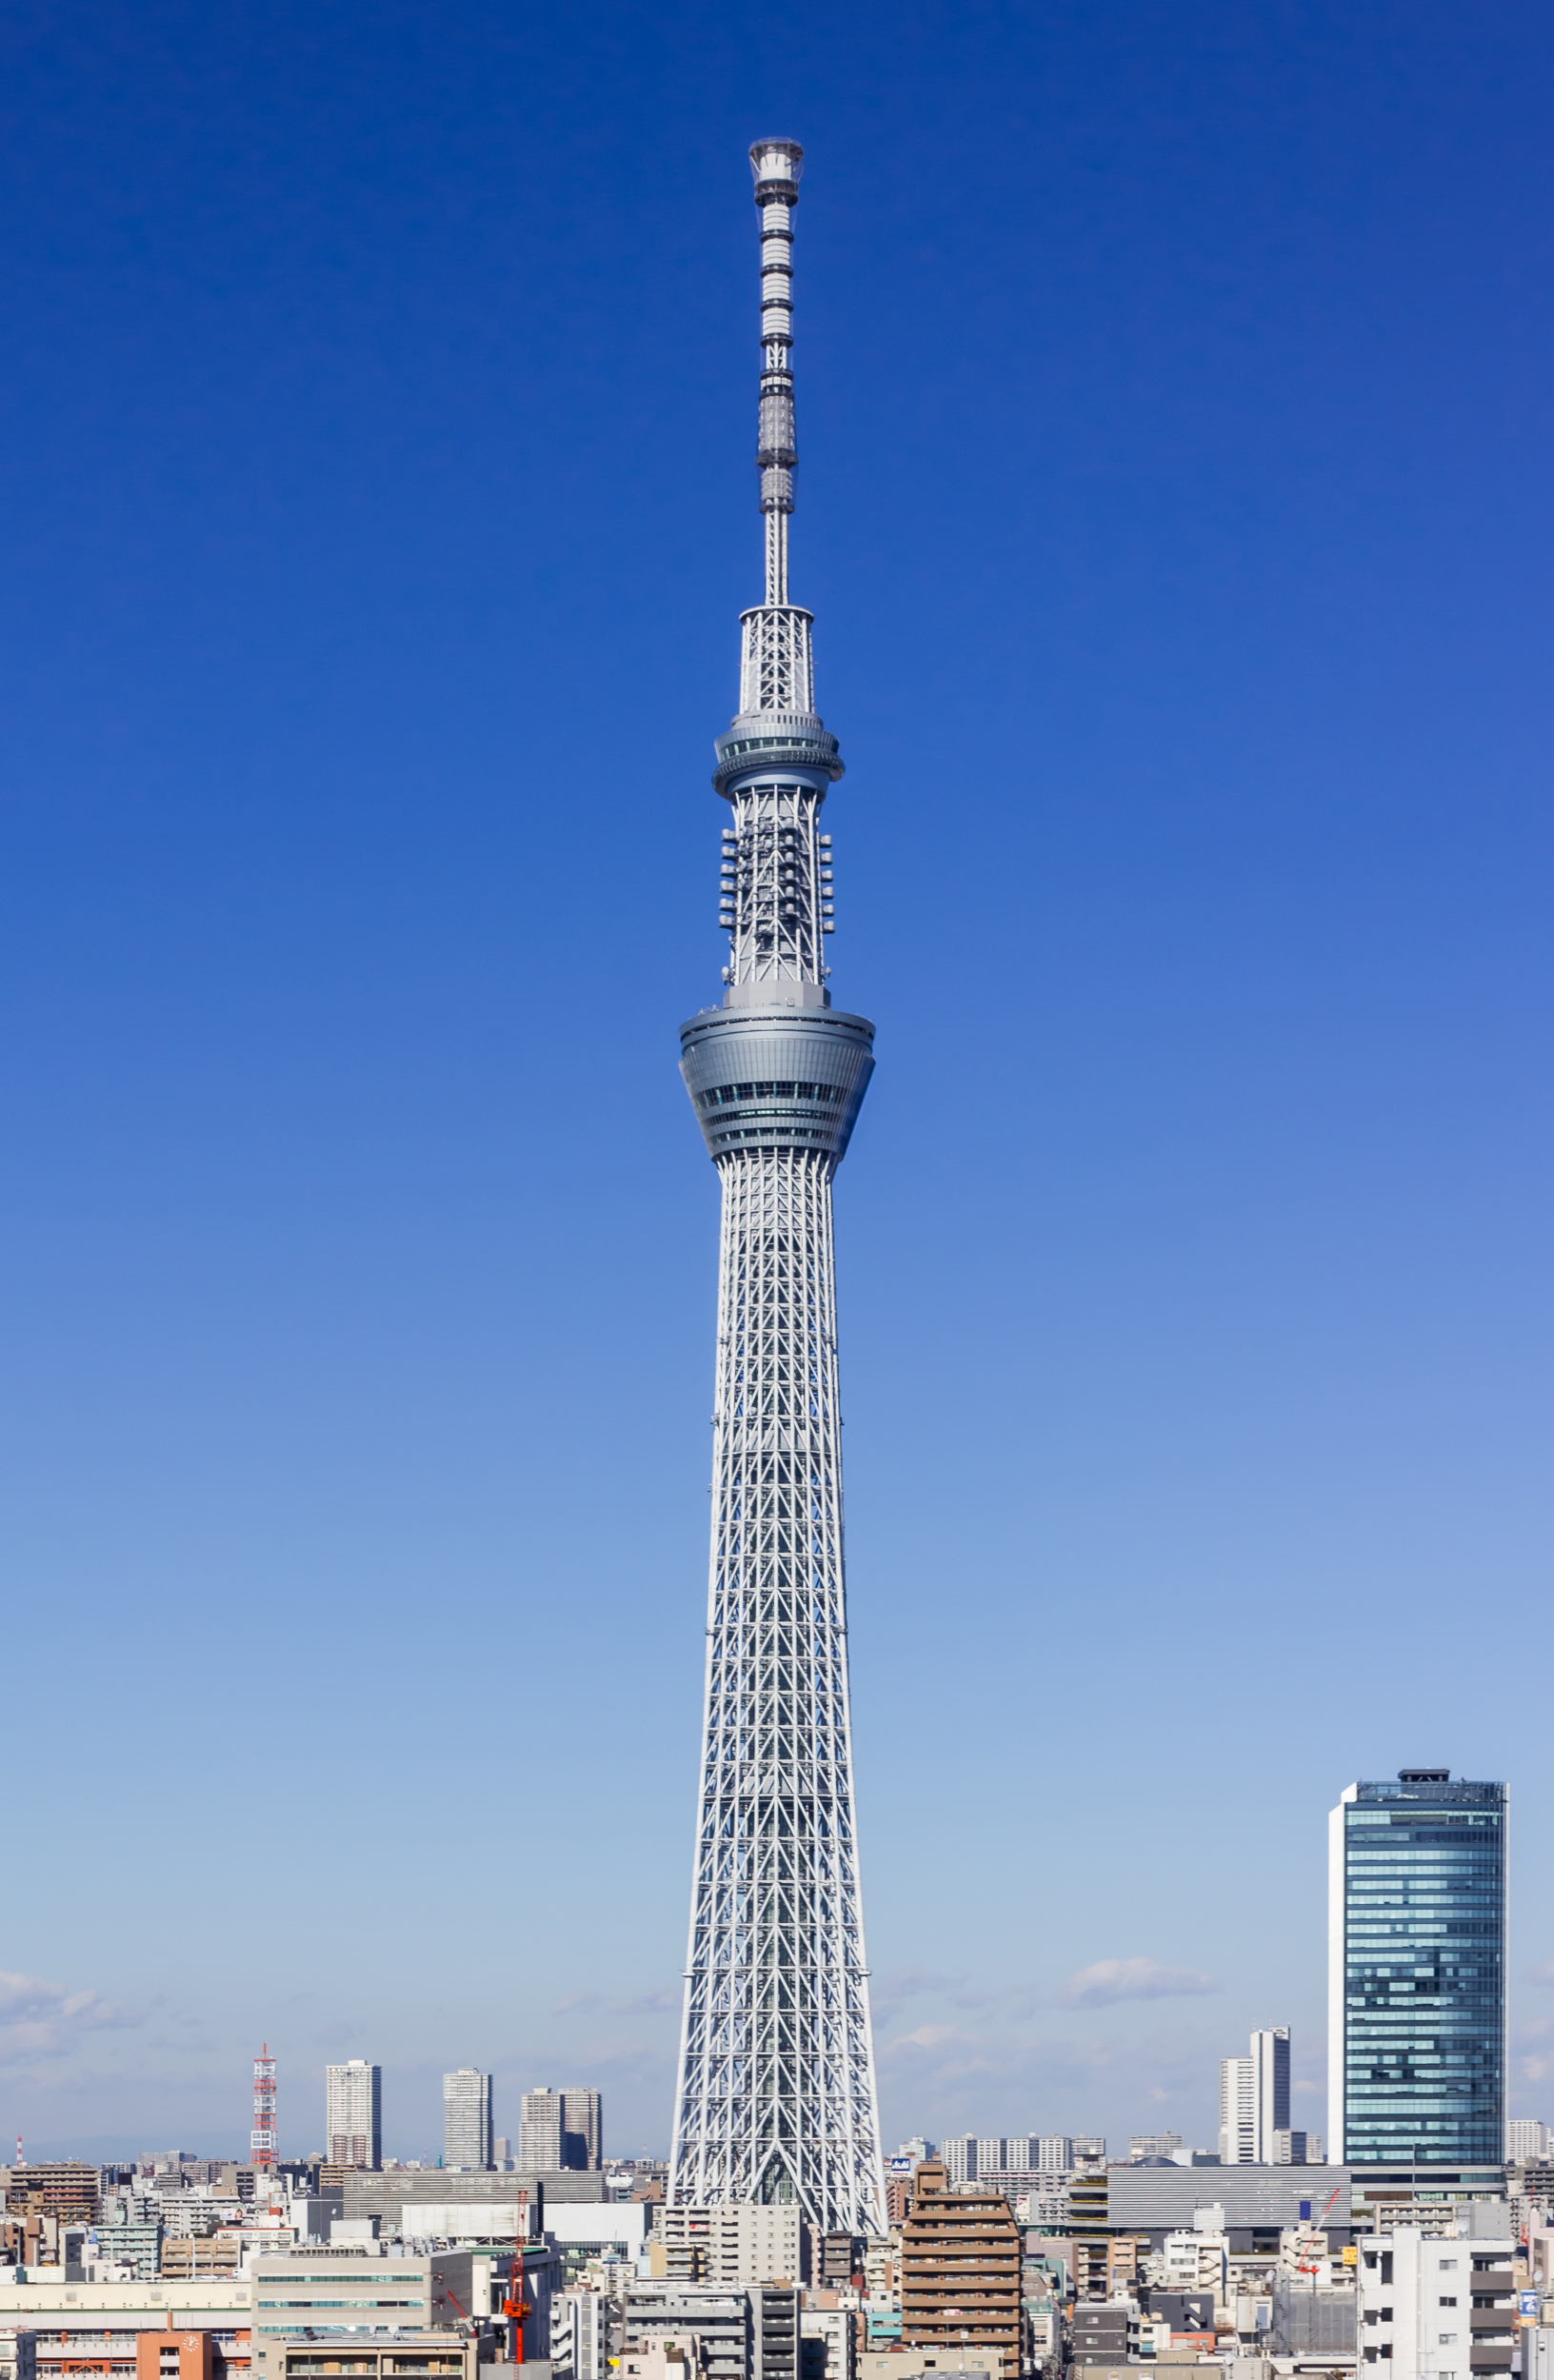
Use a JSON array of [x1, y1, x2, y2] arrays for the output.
[[501, 2192, 529, 2364]]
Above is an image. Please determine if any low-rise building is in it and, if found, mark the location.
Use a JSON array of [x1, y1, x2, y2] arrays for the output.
[[0, 2278, 252, 2380], [257, 2333, 478, 2380]]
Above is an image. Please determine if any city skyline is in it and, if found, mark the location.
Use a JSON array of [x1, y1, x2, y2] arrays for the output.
[[5, 1, 1554, 2167]]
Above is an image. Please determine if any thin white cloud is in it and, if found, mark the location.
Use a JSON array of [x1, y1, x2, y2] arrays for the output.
[[0, 1970, 137, 2063], [1057, 1958, 1219, 2009]]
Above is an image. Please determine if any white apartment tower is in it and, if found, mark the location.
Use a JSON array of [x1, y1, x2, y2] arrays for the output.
[[325, 2059, 382, 2171], [667, 139, 886, 2237], [444, 2069, 493, 2170], [1219, 2028, 1290, 2164]]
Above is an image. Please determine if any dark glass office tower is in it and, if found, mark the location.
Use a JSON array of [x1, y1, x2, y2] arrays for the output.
[[1328, 1771, 1506, 2166]]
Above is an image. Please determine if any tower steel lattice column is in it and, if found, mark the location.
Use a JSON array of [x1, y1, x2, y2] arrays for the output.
[[668, 139, 887, 2237]]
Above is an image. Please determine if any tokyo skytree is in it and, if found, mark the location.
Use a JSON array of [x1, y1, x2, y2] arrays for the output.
[[667, 139, 887, 2237]]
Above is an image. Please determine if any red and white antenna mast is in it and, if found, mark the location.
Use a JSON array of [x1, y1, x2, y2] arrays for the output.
[[251, 2043, 277, 2171]]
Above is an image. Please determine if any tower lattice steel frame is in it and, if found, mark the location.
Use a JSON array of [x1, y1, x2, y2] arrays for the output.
[[668, 139, 887, 2236]]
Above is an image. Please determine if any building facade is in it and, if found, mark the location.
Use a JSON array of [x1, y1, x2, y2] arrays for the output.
[[1357, 2220, 1516, 2380], [666, 139, 886, 2238], [325, 2060, 382, 2171], [1328, 1773, 1507, 2167], [444, 2070, 493, 2171]]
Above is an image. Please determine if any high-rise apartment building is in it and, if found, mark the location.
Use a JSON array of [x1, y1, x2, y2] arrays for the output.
[[325, 2061, 381, 2171], [976, 2136, 1006, 2177], [666, 138, 886, 2237], [1037, 2137, 1074, 2172], [1219, 2029, 1290, 2164], [1128, 2132, 1184, 2163], [520, 2088, 563, 2171], [519, 2086, 602, 2171], [444, 2070, 493, 2171], [1329, 1771, 1506, 2167], [562, 2089, 603, 2171], [1508, 2119, 1550, 2162], [900, 2162, 1022, 2379], [940, 2135, 976, 2184]]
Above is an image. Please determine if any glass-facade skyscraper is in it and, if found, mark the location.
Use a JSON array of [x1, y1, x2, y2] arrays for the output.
[[1328, 1771, 1506, 2167]]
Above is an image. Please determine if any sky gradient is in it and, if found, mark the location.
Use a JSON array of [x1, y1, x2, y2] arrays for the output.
[[3, 0, 1553, 2166]]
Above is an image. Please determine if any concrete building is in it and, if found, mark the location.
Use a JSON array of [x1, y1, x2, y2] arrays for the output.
[[1220, 2031, 1290, 2166], [655, 2210, 802, 2287], [900, 2164, 1021, 2380], [1507, 2121, 1550, 2162], [973, 2143, 1005, 2181], [341, 2172, 605, 2231], [1330, 1773, 1506, 2169], [521, 2093, 564, 2172], [250, 2244, 472, 2378], [1103, 2166, 1353, 2249], [938, 2141, 976, 2186], [1358, 2217, 1515, 2380], [444, 2073, 494, 2172], [800, 2309, 853, 2380], [0, 2279, 253, 2380], [1035, 2141, 1072, 2174], [623, 2287, 798, 2380], [1128, 2135, 1184, 2164], [551, 2288, 610, 2380], [1270, 2130, 1323, 2165], [325, 2062, 382, 2172], [258, 2339, 478, 2380]]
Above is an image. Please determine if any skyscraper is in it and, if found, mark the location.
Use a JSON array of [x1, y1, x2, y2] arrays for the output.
[[1328, 1770, 1506, 2167], [444, 2069, 493, 2171], [561, 2089, 603, 2171], [667, 138, 887, 2237], [1219, 2028, 1290, 2164], [515, 2087, 601, 2170], [325, 2059, 382, 2171]]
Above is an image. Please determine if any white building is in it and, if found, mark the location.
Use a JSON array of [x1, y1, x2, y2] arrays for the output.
[[1219, 2030, 1290, 2165], [1036, 2137, 1073, 2172], [1358, 2220, 1515, 2380], [975, 2138, 1006, 2178], [1271, 2129, 1324, 2165], [552, 2287, 611, 2380], [939, 2136, 976, 2184], [326, 2058, 382, 2170], [444, 2069, 493, 2171], [1508, 2119, 1550, 2162]]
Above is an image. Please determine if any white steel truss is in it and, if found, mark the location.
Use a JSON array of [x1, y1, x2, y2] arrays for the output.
[[669, 138, 886, 2238], [669, 1146, 886, 2233]]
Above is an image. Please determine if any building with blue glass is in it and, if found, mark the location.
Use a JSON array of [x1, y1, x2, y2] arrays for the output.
[[1328, 1770, 1506, 2170]]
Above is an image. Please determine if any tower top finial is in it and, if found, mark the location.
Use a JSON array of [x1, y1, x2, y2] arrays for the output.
[[749, 138, 804, 194]]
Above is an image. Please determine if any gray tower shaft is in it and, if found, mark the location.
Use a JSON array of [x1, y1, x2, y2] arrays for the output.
[[668, 139, 887, 2237]]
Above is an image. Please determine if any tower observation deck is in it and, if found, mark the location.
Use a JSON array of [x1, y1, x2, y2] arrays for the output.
[[667, 139, 887, 2236]]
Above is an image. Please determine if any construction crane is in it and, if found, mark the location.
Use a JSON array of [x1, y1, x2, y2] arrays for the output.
[[501, 2193, 528, 2365]]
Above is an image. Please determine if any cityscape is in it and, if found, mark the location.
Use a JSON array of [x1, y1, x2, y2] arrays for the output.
[[6, 18, 1552, 2380]]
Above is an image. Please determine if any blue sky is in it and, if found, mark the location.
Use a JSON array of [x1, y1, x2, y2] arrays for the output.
[[3, 0, 1553, 2166]]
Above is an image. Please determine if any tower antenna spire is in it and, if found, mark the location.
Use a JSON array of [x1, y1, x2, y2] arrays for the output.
[[750, 138, 802, 608]]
